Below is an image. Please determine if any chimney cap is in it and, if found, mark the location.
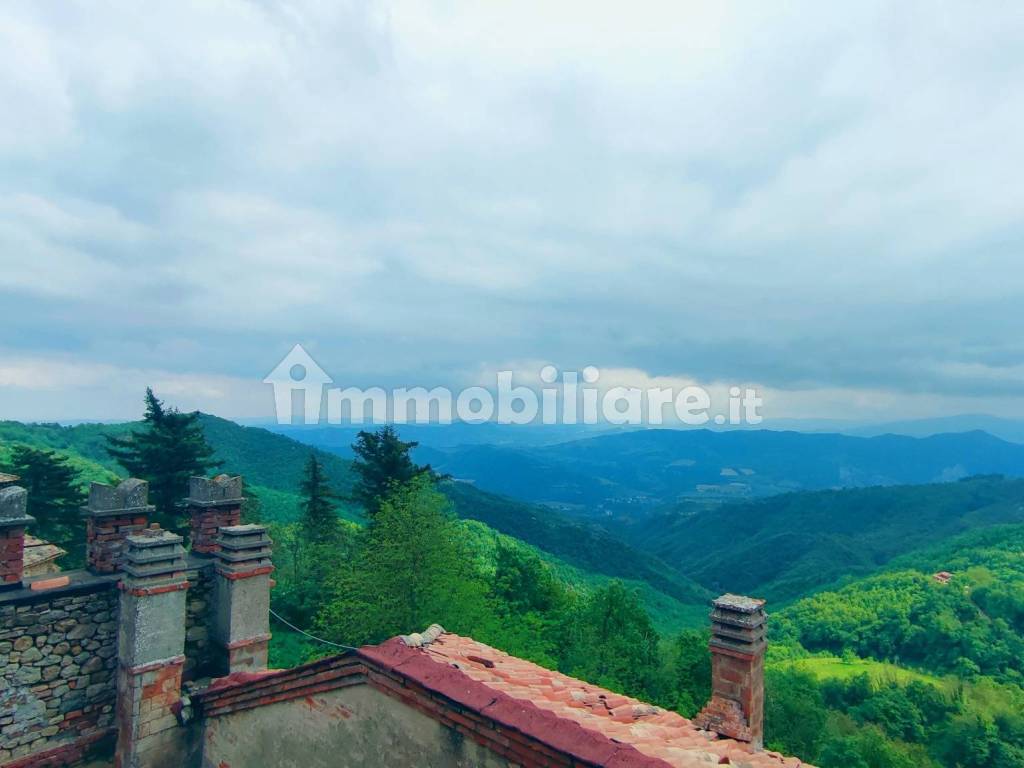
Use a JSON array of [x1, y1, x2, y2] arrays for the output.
[[82, 478, 154, 516], [186, 474, 243, 507], [712, 594, 766, 614], [0, 486, 35, 528]]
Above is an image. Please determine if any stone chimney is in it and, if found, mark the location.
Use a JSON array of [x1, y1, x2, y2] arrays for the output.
[[184, 475, 243, 555], [694, 594, 767, 749], [0, 486, 34, 590], [212, 524, 273, 674], [83, 479, 153, 574], [115, 526, 190, 768]]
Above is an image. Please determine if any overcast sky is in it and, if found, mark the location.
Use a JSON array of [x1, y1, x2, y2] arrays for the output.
[[1, 1, 1023, 423]]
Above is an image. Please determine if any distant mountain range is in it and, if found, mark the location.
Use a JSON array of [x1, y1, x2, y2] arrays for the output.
[[263, 413, 1024, 449], [843, 414, 1024, 444], [268, 422, 628, 452], [400, 428, 1024, 518]]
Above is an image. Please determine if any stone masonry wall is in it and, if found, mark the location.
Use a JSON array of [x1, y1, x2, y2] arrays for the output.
[[183, 560, 214, 682], [0, 579, 119, 764]]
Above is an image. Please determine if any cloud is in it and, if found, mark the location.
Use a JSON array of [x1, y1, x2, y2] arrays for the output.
[[0, 1, 1023, 421], [0, 354, 268, 421]]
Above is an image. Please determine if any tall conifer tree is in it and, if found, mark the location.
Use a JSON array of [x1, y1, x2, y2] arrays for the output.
[[299, 453, 340, 545], [350, 425, 437, 516], [106, 388, 219, 531], [2, 445, 85, 561]]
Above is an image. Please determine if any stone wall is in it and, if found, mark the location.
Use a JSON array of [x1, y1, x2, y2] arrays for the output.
[[0, 576, 119, 764], [183, 559, 215, 682]]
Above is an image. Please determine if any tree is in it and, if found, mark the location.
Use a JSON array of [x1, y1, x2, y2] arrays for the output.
[[2, 445, 85, 561], [105, 388, 219, 531], [349, 426, 436, 516], [317, 476, 489, 645], [764, 668, 827, 759], [670, 629, 711, 716], [299, 454, 340, 545], [491, 540, 563, 615], [241, 486, 263, 524], [818, 736, 869, 768], [559, 581, 662, 698]]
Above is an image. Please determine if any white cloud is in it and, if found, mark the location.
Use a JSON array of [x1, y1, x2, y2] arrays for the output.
[[0, 10, 73, 154], [0, 1, 1023, 420], [0, 354, 268, 421]]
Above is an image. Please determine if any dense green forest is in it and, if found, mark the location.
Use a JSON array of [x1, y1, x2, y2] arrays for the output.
[[5, 409, 1024, 767], [763, 525, 1024, 766], [623, 476, 1024, 602]]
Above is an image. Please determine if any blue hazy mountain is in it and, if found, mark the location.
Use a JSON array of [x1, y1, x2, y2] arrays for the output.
[[844, 414, 1024, 443], [407, 428, 1024, 518]]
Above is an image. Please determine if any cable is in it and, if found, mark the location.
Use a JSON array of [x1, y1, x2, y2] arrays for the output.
[[269, 607, 360, 652]]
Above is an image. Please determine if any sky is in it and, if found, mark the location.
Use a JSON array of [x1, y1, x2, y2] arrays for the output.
[[1, 1, 1023, 424]]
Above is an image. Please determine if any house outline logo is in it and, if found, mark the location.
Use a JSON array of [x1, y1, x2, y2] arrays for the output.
[[263, 344, 333, 424]]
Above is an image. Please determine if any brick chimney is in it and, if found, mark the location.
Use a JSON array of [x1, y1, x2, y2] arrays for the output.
[[115, 526, 190, 768], [0, 486, 34, 590], [83, 479, 153, 574], [212, 524, 273, 674], [694, 594, 767, 749], [184, 475, 243, 555]]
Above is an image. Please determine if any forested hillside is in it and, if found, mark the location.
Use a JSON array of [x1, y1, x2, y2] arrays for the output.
[[762, 524, 1024, 766], [622, 476, 1024, 602], [0, 415, 708, 625]]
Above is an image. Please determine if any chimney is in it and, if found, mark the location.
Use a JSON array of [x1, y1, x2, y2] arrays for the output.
[[184, 475, 243, 555], [83, 479, 153, 574], [694, 594, 767, 749], [0, 486, 34, 590], [212, 524, 273, 674], [115, 526, 190, 768]]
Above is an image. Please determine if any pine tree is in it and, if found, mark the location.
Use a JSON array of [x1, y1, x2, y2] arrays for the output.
[[2, 445, 86, 562], [105, 388, 219, 531], [350, 425, 437, 515], [299, 454, 340, 545]]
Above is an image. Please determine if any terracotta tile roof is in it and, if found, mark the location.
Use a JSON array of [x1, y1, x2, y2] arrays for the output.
[[360, 629, 814, 768]]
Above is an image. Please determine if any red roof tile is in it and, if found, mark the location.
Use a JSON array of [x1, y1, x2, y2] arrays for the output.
[[360, 631, 814, 768]]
